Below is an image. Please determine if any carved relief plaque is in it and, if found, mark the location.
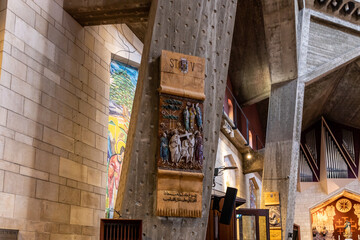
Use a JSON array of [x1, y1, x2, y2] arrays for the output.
[[156, 50, 205, 218]]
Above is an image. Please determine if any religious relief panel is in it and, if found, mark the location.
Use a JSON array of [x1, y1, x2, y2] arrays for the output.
[[311, 197, 360, 240], [158, 95, 203, 171], [156, 50, 205, 218]]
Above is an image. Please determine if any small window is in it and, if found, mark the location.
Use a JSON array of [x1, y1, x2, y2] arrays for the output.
[[248, 130, 253, 148], [227, 98, 234, 122]]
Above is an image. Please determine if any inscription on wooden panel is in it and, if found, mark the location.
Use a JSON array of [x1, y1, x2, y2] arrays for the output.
[[156, 51, 205, 218], [159, 50, 205, 100]]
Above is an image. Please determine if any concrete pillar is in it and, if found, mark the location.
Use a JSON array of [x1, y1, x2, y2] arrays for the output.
[[114, 0, 238, 239], [261, 79, 305, 239]]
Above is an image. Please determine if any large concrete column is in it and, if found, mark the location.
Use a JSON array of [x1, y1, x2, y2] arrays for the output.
[[114, 0, 237, 239], [261, 79, 304, 239]]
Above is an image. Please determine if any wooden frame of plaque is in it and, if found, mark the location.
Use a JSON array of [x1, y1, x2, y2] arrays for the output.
[[156, 50, 205, 218]]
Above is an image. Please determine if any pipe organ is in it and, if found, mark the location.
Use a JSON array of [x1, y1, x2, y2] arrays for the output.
[[299, 149, 314, 182], [342, 129, 356, 164], [306, 129, 318, 164], [299, 118, 359, 183], [325, 129, 348, 178]]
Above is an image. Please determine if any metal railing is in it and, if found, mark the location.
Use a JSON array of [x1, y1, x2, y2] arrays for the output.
[[224, 86, 265, 150]]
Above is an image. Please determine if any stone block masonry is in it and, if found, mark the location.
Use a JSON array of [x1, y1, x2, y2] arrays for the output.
[[0, 0, 142, 239]]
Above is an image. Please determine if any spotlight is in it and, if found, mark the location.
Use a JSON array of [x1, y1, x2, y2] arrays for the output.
[[344, 3, 349, 11], [332, 0, 338, 7], [246, 153, 252, 160]]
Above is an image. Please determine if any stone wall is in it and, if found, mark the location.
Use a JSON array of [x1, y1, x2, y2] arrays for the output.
[[0, 0, 141, 239], [213, 132, 262, 208], [294, 181, 360, 240]]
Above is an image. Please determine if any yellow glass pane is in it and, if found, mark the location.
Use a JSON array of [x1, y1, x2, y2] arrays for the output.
[[259, 216, 267, 240]]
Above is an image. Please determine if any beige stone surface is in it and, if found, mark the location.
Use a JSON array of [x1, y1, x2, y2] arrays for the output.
[[7, 111, 43, 139], [59, 224, 82, 234], [4, 171, 36, 197], [41, 201, 70, 224], [20, 166, 49, 181], [59, 157, 88, 183], [35, 149, 60, 175], [24, 99, 58, 129], [0, 0, 144, 238], [0, 159, 20, 173], [87, 167, 102, 187], [59, 185, 80, 205], [36, 180, 59, 201], [74, 142, 103, 163], [0, 192, 15, 217], [14, 195, 41, 221], [93, 209, 104, 228], [8, 0, 36, 27], [49, 234, 92, 240], [4, 138, 36, 168], [81, 191, 101, 209], [81, 127, 95, 147], [15, 132, 34, 146], [0, 84, 24, 114], [70, 206, 93, 226], [43, 127, 74, 153], [11, 76, 41, 104], [0, 107, 7, 126], [0, 169, 4, 191], [0, 136, 3, 159]]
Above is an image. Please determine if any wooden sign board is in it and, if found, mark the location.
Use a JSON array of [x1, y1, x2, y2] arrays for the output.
[[156, 50, 205, 218], [156, 169, 203, 218], [159, 50, 205, 100], [264, 192, 280, 206]]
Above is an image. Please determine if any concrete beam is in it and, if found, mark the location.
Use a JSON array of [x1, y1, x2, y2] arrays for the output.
[[228, 0, 271, 105], [114, 0, 238, 238], [261, 79, 304, 239], [261, 0, 298, 84]]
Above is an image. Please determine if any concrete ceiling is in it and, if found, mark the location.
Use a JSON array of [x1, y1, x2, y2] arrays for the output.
[[228, 0, 271, 105], [302, 60, 360, 130], [63, 0, 150, 42]]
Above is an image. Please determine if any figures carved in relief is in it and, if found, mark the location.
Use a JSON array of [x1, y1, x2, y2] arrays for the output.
[[195, 103, 202, 129], [159, 95, 204, 171], [160, 132, 169, 163], [189, 103, 196, 130]]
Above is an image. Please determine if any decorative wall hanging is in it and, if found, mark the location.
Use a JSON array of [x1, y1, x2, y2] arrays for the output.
[[311, 196, 360, 240], [156, 50, 205, 218], [264, 192, 282, 239]]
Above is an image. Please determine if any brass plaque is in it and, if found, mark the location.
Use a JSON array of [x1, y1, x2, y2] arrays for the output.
[[270, 229, 282, 240], [264, 192, 280, 206]]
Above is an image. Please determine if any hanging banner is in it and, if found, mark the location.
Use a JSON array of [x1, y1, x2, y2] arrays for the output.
[[156, 50, 205, 218]]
